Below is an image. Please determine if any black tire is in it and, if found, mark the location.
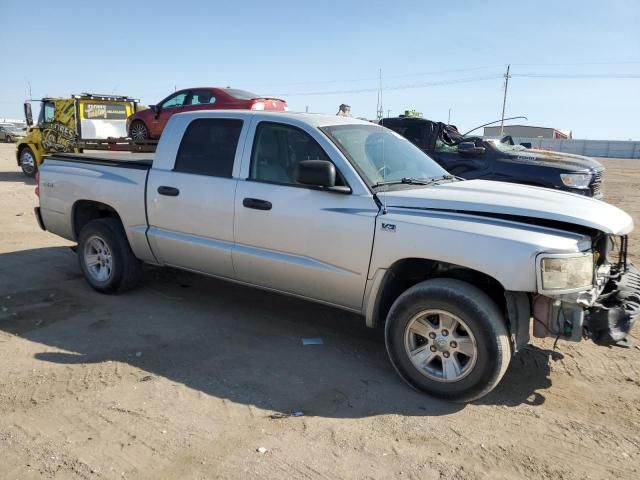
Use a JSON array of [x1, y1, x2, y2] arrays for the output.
[[129, 120, 149, 141], [385, 278, 511, 403], [77, 218, 142, 293], [19, 146, 37, 177]]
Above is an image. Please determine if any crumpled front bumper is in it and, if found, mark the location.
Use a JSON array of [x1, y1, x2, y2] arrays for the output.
[[585, 264, 640, 347]]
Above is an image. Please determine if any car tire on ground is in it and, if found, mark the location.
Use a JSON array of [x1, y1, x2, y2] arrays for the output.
[[129, 120, 149, 141], [77, 218, 142, 294], [19, 146, 37, 177], [385, 278, 511, 403]]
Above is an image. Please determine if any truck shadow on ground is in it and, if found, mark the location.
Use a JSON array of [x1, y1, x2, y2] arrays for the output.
[[0, 171, 35, 184], [0, 247, 554, 418]]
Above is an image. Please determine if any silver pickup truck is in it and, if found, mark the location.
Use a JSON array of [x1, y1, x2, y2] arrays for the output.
[[35, 111, 639, 402]]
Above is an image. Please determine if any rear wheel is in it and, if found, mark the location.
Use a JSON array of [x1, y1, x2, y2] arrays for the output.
[[78, 218, 142, 293], [129, 120, 149, 141], [19, 147, 37, 177], [385, 278, 511, 402]]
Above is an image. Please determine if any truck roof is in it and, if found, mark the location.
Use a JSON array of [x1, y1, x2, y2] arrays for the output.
[[172, 110, 375, 128]]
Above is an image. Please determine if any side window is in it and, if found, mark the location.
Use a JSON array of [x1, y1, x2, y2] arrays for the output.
[[42, 102, 55, 123], [189, 90, 216, 105], [161, 92, 187, 109], [403, 125, 424, 146], [250, 122, 335, 185], [174, 119, 243, 177]]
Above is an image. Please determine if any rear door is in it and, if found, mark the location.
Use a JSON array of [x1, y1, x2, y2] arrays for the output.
[[146, 117, 245, 278], [183, 90, 218, 113], [232, 120, 377, 310]]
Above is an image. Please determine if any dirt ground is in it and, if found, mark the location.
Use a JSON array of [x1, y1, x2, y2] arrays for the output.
[[0, 143, 638, 480]]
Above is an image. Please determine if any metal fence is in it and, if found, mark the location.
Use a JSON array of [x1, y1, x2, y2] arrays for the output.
[[505, 137, 640, 159]]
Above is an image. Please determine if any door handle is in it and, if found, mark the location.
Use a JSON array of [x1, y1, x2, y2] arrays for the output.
[[157, 186, 180, 196], [243, 198, 272, 211]]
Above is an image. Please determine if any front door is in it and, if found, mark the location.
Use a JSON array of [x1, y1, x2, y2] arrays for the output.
[[151, 91, 188, 138], [233, 121, 377, 311], [146, 117, 245, 278]]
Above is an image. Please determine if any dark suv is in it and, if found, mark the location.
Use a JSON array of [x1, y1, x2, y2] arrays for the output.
[[380, 117, 604, 198]]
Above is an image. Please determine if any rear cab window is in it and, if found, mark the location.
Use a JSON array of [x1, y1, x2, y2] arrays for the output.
[[174, 119, 243, 177]]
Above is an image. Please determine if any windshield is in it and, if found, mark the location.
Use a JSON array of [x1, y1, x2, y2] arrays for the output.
[[487, 139, 528, 153], [321, 124, 448, 187]]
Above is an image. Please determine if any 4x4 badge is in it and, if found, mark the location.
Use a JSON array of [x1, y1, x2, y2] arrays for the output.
[[381, 223, 396, 232]]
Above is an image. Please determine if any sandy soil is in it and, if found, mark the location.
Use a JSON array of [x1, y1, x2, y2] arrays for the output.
[[0, 143, 638, 479]]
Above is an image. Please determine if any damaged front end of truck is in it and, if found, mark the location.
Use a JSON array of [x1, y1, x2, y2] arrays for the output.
[[533, 235, 640, 348]]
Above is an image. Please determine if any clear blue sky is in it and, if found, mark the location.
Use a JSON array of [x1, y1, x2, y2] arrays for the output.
[[2, 0, 639, 139]]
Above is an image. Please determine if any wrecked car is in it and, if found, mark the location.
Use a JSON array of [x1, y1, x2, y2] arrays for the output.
[[380, 116, 605, 198]]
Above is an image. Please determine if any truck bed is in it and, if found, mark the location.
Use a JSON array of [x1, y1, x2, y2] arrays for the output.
[[38, 152, 155, 263], [47, 152, 153, 169]]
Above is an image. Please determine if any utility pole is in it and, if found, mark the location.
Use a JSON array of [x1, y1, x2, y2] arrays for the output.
[[500, 64, 511, 137], [26, 80, 32, 99], [387, 109, 391, 118], [448, 108, 451, 124]]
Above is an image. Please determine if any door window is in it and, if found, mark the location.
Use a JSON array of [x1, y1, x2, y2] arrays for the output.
[[161, 92, 187, 109], [189, 90, 216, 105], [41, 102, 55, 123], [250, 122, 338, 185], [174, 118, 243, 177]]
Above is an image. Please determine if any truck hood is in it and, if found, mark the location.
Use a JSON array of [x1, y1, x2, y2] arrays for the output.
[[497, 147, 603, 171], [383, 179, 633, 235]]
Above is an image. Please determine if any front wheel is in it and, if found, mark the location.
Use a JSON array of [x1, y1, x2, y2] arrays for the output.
[[129, 120, 149, 141], [19, 147, 37, 177], [385, 278, 511, 402], [78, 218, 142, 293]]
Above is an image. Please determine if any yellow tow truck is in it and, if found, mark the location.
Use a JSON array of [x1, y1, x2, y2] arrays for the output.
[[17, 93, 153, 177]]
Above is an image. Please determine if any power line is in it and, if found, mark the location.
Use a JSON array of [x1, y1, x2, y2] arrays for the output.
[[512, 73, 640, 79], [269, 74, 503, 96], [254, 61, 640, 88], [253, 65, 505, 88], [511, 60, 640, 67]]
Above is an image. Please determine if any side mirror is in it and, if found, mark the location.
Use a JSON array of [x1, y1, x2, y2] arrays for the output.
[[150, 104, 161, 115], [297, 160, 351, 193], [458, 142, 485, 156], [24, 102, 33, 127], [297, 160, 335, 187]]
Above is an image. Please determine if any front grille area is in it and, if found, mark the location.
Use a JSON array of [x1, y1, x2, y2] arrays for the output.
[[591, 170, 604, 197]]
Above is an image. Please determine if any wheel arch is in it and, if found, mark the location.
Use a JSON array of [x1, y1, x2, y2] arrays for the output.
[[71, 200, 124, 241], [366, 257, 510, 329]]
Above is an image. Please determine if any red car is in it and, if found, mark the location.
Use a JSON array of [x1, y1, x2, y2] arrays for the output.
[[127, 87, 288, 140]]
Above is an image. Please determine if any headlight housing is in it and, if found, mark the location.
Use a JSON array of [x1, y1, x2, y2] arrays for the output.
[[560, 172, 592, 189], [537, 252, 594, 294]]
